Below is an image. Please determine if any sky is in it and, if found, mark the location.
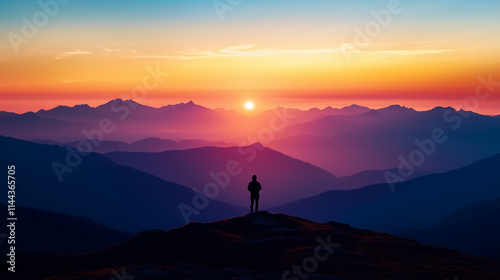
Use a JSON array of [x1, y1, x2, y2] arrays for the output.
[[0, 0, 499, 114]]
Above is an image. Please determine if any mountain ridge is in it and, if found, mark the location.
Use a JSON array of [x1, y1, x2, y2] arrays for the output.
[[271, 153, 500, 233], [399, 196, 500, 259], [105, 143, 350, 207], [0, 135, 245, 233]]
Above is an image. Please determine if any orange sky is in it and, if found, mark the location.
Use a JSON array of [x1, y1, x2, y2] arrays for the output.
[[1, 1, 499, 115]]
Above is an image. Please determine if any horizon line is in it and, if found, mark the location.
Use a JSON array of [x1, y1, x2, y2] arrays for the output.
[[1, 98, 498, 117]]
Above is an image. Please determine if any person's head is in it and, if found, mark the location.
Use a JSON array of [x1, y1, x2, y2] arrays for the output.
[[252, 175, 257, 181]]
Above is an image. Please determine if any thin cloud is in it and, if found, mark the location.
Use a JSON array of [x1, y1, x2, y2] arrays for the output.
[[370, 49, 451, 56], [103, 48, 138, 54], [133, 44, 452, 61], [135, 44, 345, 60], [55, 49, 92, 60], [341, 44, 452, 57]]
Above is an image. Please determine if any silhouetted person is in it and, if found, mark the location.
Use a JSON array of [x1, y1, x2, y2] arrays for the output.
[[248, 175, 262, 213]]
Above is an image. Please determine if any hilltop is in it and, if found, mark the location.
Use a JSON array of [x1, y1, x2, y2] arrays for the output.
[[14, 212, 500, 280]]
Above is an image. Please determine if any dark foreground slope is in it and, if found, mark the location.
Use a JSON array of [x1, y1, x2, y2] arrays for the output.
[[0, 204, 132, 254], [10, 212, 500, 280]]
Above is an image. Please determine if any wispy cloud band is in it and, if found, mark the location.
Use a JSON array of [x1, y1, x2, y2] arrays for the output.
[[55, 49, 92, 60], [51, 44, 452, 61], [134, 44, 452, 60]]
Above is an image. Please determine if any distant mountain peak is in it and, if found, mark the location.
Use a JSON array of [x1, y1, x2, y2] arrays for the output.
[[105, 98, 139, 105], [96, 99, 154, 111], [74, 104, 91, 108], [97, 98, 123, 108], [342, 104, 368, 109], [180, 100, 202, 108], [429, 106, 454, 111], [160, 100, 210, 112], [307, 107, 321, 112], [385, 104, 406, 110], [249, 142, 265, 149], [339, 104, 372, 114], [21, 111, 39, 118], [376, 104, 416, 114]]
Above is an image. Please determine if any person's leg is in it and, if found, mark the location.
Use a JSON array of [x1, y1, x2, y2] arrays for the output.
[[250, 196, 254, 213], [255, 197, 259, 212]]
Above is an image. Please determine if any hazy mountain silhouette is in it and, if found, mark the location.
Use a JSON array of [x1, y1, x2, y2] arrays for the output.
[[36, 103, 96, 122], [0, 99, 229, 142], [0, 135, 245, 233], [253, 104, 372, 126], [2, 100, 498, 175], [0, 111, 18, 118], [0, 203, 132, 254], [0, 100, 426, 145], [11, 212, 500, 280], [339, 168, 430, 189], [105, 144, 350, 207], [32, 137, 235, 154], [270, 106, 500, 175], [271, 153, 500, 233], [277, 104, 418, 138], [0, 112, 84, 142], [30, 139, 65, 145], [399, 196, 500, 259]]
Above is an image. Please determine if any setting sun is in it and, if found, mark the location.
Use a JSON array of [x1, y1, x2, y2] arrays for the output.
[[245, 101, 254, 110]]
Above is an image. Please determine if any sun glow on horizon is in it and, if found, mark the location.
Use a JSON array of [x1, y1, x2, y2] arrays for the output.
[[245, 101, 255, 110]]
